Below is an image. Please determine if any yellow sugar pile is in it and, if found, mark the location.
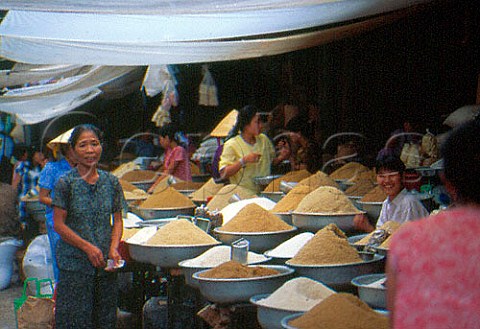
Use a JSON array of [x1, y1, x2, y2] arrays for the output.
[[220, 204, 293, 232], [347, 170, 376, 184], [140, 186, 195, 209], [361, 185, 387, 202], [272, 185, 312, 213], [298, 171, 339, 190], [289, 224, 362, 265], [146, 219, 219, 245], [295, 186, 361, 214], [190, 178, 225, 202], [206, 184, 256, 210], [345, 180, 376, 197], [264, 170, 312, 192], [121, 170, 157, 182], [329, 162, 370, 180]]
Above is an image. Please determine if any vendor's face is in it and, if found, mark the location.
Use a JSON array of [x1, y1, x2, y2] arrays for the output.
[[244, 114, 261, 136], [74, 131, 102, 168], [377, 169, 403, 199], [159, 135, 170, 149]]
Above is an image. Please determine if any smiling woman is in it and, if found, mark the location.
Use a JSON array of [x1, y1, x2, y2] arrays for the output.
[[52, 124, 125, 329]]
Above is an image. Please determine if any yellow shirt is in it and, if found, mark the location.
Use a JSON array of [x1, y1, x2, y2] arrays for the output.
[[219, 134, 275, 193]]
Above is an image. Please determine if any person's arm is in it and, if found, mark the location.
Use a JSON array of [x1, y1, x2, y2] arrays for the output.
[[53, 206, 106, 268], [147, 174, 167, 193], [220, 152, 260, 179], [353, 213, 375, 232], [107, 212, 123, 269], [39, 188, 52, 207], [11, 165, 21, 191]]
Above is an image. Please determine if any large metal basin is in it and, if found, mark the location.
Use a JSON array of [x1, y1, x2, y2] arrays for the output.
[[127, 241, 220, 268], [272, 212, 292, 225], [213, 227, 298, 253], [355, 201, 383, 221], [131, 206, 195, 220], [351, 273, 387, 309], [250, 294, 303, 329], [291, 212, 362, 233], [193, 265, 294, 304], [286, 253, 385, 291], [137, 218, 179, 228]]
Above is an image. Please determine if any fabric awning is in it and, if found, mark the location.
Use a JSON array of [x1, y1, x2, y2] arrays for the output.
[[0, 0, 433, 65]]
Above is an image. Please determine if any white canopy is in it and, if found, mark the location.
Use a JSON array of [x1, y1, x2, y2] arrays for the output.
[[0, 0, 433, 65]]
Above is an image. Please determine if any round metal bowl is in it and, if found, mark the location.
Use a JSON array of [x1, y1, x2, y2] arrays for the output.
[[131, 179, 157, 192], [260, 192, 285, 203], [280, 313, 303, 329], [273, 212, 292, 225], [355, 201, 383, 220], [286, 253, 385, 291], [351, 273, 387, 309], [126, 241, 220, 268], [131, 206, 195, 220], [347, 233, 369, 251], [179, 255, 271, 289], [291, 212, 362, 233], [24, 199, 46, 222], [374, 246, 389, 257], [137, 218, 179, 228], [213, 227, 298, 253], [250, 294, 303, 329], [193, 265, 294, 304], [347, 196, 363, 209], [254, 175, 282, 189], [334, 179, 355, 191]]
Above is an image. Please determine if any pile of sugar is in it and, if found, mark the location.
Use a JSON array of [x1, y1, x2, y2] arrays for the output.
[[257, 277, 335, 312], [345, 180, 376, 197], [347, 170, 376, 184], [271, 185, 311, 213], [355, 221, 402, 245], [190, 178, 225, 202], [298, 171, 339, 190], [361, 185, 387, 202], [220, 203, 293, 232], [121, 170, 157, 182], [329, 162, 370, 180], [221, 198, 276, 225], [171, 181, 204, 191], [146, 219, 219, 246], [140, 186, 195, 208], [295, 186, 361, 214], [266, 233, 314, 258], [181, 245, 269, 267], [263, 169, 312, 192], [197, 260, 279, 279], [207, 184, 256, 210]]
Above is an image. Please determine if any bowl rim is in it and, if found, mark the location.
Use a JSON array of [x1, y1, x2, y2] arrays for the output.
[[126, 240, 221, 248], [260, 191, 285, 195], [350, 273, 387, 289], [213, 227, 297, 236], [250, 293, 311, 313], [355, 200, 384, 205], [291, 211, 364, 216], [178, 254, 271, 269], [136, 205, 196, 211], [192, 264, 294, 282], [280, 312, 304, 329], [285, 253, 384, 268]]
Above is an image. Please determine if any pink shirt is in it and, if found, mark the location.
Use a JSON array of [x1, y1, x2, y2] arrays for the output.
[[163, 146, 191, 181], [389, 207, 480, 329]]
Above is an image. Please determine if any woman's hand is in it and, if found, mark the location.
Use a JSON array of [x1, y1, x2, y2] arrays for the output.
[[85, 244, 106, 268], [105, 247, 122, 272], [353, 214, 375, 233]]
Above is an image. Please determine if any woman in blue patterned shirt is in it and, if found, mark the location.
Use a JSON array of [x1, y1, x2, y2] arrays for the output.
[[52, 124, 124, 329]]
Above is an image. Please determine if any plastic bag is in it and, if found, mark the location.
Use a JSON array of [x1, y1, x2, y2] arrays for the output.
[[400, 142, 422, 168], [198, 65, 219, 107], [22, 235, 55, 295], [15, 278, 54, 329]]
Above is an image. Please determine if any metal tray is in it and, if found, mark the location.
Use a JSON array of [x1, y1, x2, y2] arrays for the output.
[[250, 294, 303, 329], [291, 212, 362, 233], [260, 192, 285, 203], [355, 201, 383, 221], [286, 253, 385, 291], [127, 241, 220, 268], [131, 206, 195, 220], [213, 227, 298, 253], [351, 273, 387, 309], [193, 265, 294, 304], [272, 212, 292, 225]]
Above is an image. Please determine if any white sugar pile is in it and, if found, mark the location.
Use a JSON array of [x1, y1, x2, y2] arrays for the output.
[[266, 232, 314, 258], [181, 245, 269, 268]]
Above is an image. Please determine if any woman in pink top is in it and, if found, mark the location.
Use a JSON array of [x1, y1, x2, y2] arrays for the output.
[[387, 119, 480, 328], [148, 124, 191, 193]]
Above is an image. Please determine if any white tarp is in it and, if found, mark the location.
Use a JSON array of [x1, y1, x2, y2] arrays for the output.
[[0, 0, 433, 65]]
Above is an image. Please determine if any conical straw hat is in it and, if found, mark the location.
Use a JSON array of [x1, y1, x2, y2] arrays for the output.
[[47, 128, 74, 150], [210, 109, 238, 138]]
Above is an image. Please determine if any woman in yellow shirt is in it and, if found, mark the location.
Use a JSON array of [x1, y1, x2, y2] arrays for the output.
[[219, 105, 288, 193]]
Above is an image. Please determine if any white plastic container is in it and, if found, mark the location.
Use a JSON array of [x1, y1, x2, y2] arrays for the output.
[[0, 237, 23, 290]]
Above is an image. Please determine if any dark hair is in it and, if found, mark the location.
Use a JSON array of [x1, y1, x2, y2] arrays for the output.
[[441, 120, 480, 204], [158, 123, 178, 141], [375, 155, 406, 174], [68, 124, 103, 147], [231, 105, 259, 135], [12, 145, 28, 160]]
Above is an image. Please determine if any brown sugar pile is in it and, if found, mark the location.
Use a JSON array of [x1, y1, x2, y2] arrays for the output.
[[197, 260, 279, 279], [298, 171, 339, 190], [119, 179, 140, 192], [329, 162, 370, 180], [151, 175, 185, 194], [171, 181, 204, 191], [361, 185, 387, 202], [347, 169, 376, 184], [289, 293, 389, 329], [271, 185, 312, 213], [263, 170, 312, 192], [220, 203, 293, 232], [121, 170, 157, 182], [206, 184, 256, 210], [345, 180, 377, 197], [122, 228, 142, 240], [289, 224, 362, 265], [146, 219, 219, 245], [295, 186, 361, 214], [355, 221, 402, 246], [190, 178, 225, 202], [140, 187, 195, 209]]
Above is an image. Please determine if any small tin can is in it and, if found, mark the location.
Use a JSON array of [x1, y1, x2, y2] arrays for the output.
[[230, 238, 249, 264]]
